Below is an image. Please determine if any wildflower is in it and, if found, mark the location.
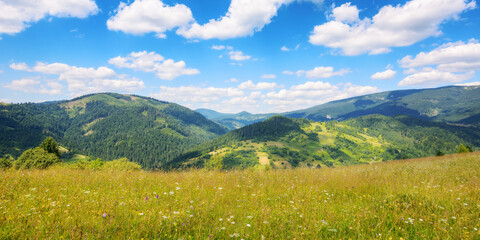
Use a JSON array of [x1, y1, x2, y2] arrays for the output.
[[155, 194, 159, 199], [247, 224, 251, 227], [103, 213, 107, 218], [219, 218, 223, 221], [139, 213, 144, 216], [247, 216, 252, 219], [145, 196, 148, 201]]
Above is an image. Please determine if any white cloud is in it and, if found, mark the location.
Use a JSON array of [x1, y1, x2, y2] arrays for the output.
[[399, 39, 480, 72], [330, 2, 359, 23], [228, 50, 251, 61], [261, 74, 276, 79], [211, 45, 226, 50], [309, 0, 476, 55], [177, 0, 294, 39], [238, 80, 278, 90], [0, 0, 98, 36], [229, 78, 239, 83], [7, 62, 145, 96], [282, 70, 294, 75], [152, 86, 244, 104], [296, 66, 349, 79], [9, 62, 30, 71], [281, 46, 290, 51], [150, 80, 377, 113], [398, 39, 480, 87], [398, 68, 474, 87], [265, 82, 379, 112], [108, 51, 199, 80], [371, 69, 397, 80], [455, 81, 480, 86], [4, 78, 63, 95], [107, 0, 193, 38]]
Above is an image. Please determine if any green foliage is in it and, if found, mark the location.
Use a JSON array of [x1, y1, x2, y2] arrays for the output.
[[170, 114, 480, 170], [70, 158, 104, 170], [102, 158, 142, 171], [456, 144, 472, 153], [14, 147, 60, 170], [204, 154, 223, 170], [0, 93, 226, 169], [39, 137, 61, 157], [0, 155, 14, 170], [222, 150, 258, 170]]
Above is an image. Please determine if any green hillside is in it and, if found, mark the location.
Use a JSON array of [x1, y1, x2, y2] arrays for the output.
[[284, 86, 480, 125], [0, 93, 226, 168], [167, 115, 480, 170]]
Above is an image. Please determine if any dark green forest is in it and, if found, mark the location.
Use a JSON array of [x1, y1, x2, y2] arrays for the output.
[[0, 93, 226, 168]]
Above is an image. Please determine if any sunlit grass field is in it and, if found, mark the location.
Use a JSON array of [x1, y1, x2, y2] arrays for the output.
[[1, 153, 480, 239]]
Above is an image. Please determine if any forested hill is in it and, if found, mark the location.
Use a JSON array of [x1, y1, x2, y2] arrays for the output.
[[166, 115, 480, 170], [0, 93, 227, 168], [284, 85, 480, 124]]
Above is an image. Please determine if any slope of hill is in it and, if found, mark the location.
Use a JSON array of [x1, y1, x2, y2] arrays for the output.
[[284, 85, 480, 124], [196, 109, 275, 130], [0, 93, 227, 168], [167, 115, 480, 170]]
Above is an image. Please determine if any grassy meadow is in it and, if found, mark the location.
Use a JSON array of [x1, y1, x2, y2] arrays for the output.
[[1, 153, 480, 239]]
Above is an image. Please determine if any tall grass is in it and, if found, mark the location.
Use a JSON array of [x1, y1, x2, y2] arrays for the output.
[[1, 153, 479, 239]]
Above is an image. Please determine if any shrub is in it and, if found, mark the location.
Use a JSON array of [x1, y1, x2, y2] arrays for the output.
[[0, 155, 15, 170], [456, 144, 472, 154], [14, 147, 60, 170], [39, 137, 61, 157], [102, 158, 142, 171], [70, 158, 105, 170]]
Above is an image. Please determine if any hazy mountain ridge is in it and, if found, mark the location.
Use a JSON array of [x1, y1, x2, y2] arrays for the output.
[[197, 86, 480, 130], [195, 108, 276, 130]]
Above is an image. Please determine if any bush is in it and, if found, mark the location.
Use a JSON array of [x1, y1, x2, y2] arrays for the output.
[[14, 147, 60, 170], [102, 158, 142, 171], [39, 137, 61, 157], [0, 155, 15, 170], [456, 144, 472, 154], [70, 158, 105, 170]]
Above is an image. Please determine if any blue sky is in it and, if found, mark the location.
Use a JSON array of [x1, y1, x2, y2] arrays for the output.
[[0, 0, 479, 113]]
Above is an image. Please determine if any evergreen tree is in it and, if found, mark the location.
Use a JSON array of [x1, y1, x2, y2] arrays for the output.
[[39, 137, 61, 157]]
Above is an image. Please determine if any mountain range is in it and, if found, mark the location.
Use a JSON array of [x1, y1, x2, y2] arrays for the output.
[[1, 85, 479, 169], [197, 86, 480, 129]]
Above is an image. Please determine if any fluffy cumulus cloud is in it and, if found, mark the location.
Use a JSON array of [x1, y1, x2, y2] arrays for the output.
[[177, 0, 293, 39], [150, 80, 378, 113], [398, 68, 474, 87], [265, 82, 379, 111], [296, 66, 349, 79], [238, 80, 278, 90], [0, 0, 98, 36], [371, 69, 396, 80], [398, 39, 480, 87], [108, 51, 199, 80], [309, 0, 476, 55], [107, 0, 193, 38], [228, 51, 251, 61], [4, 78, 63, 95], [7, 62, 145, 96], [399, 40, 480, 72]]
